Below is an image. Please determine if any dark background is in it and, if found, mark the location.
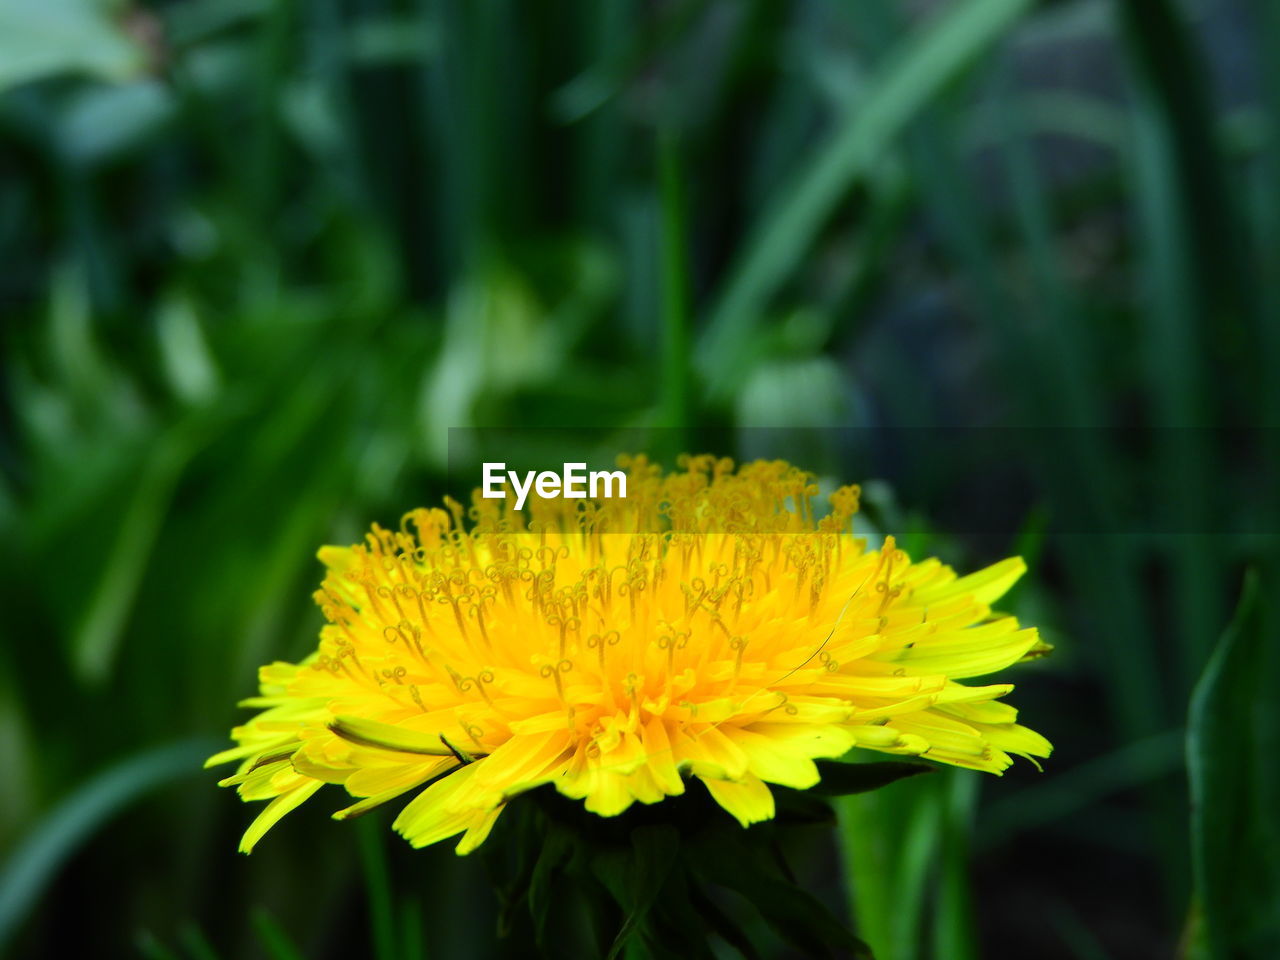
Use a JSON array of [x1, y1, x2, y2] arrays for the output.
[[2, 1, 1278, 958]]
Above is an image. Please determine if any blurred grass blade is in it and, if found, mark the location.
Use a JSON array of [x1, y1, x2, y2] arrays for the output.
[[1124, 36, 1218, 691], [1118, 0, 1246, 702], [178, 923, 223, 960], [162, 0, 274, 49], [0, 739, 217, 951], [58, 81, 177, 170], [1257, 6, 1280, 537], [934, 771, 979, 960], [696, 0, 1034, 401], [838, 773, 941, 960], [357, 817, 396, 960], [72, 421, 198, 683], [400, 899, 425, 960], [157, 297, 221, 406], [887, 789, 941, 960], [251, 908, 305, 960], [977, 62, 1165, 747], [657, 128, 691, 441], [137, 932, 184, 960], [550, 0, 712, 123], [246, 0, 294, 222], [1115, 0, 1246, 316], [1186, 571, 1280, 959]]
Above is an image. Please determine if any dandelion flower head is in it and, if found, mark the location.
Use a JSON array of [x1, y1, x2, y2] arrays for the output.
[[209, 455, 1050, 854]]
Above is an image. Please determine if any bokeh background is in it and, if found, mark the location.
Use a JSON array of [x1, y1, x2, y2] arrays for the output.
[[2, 0, 1279, 957]]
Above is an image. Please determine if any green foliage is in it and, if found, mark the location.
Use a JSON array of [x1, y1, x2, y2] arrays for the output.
[[811, 760, 935, 797], [489, 785, 871, 960], [0, 0, 149, 91], [357, 818, 397, 960], [838, 765, 963, 960], [1187, 573, 1280, 960], [0, 739, 216, 951], [697, 0, 1035, 399], [252, 908, 306, 960]]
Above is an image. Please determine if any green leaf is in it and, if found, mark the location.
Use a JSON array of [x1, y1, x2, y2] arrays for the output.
[[772, 788, 837, 828], [0, 739, 217, 951], [528, 825, 575, 947], [1187, 571, 1280, 959], [692, 829, 872, 960], [56, 81, 176, 168], [812, 760, 935, 797], [0, 0, 147, 91], [683, 876, 763, 960], [646, 891, 719, 960], [592, 825, 681, 960]]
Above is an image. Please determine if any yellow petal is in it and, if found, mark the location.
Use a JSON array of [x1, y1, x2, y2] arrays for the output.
[[239, 779, 323, 853], [392, 764, 482, 848], [975, 721, 1053, 759], [909, 557, 1025, 607], [674, 725, 750, 780], [888, 624, 1041, 680], [725, 728, 820, 789], [206, 740, 291, 769], [582, 770, 637, 817], [458, 730, 573, 806], [455, 805, 506, 855], [346, 758, 451, 798], [701, 774, 775, 827], [744, 722, 856, 759], [596, 730, 648, 777], [641, 717, 685, 796]]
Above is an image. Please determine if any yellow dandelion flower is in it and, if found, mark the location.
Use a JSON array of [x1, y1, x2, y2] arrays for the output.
[[209, 455, 1051, 855]]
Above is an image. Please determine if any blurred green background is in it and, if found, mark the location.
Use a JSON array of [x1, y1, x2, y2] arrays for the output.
[[2, 0, 1279, 957]]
